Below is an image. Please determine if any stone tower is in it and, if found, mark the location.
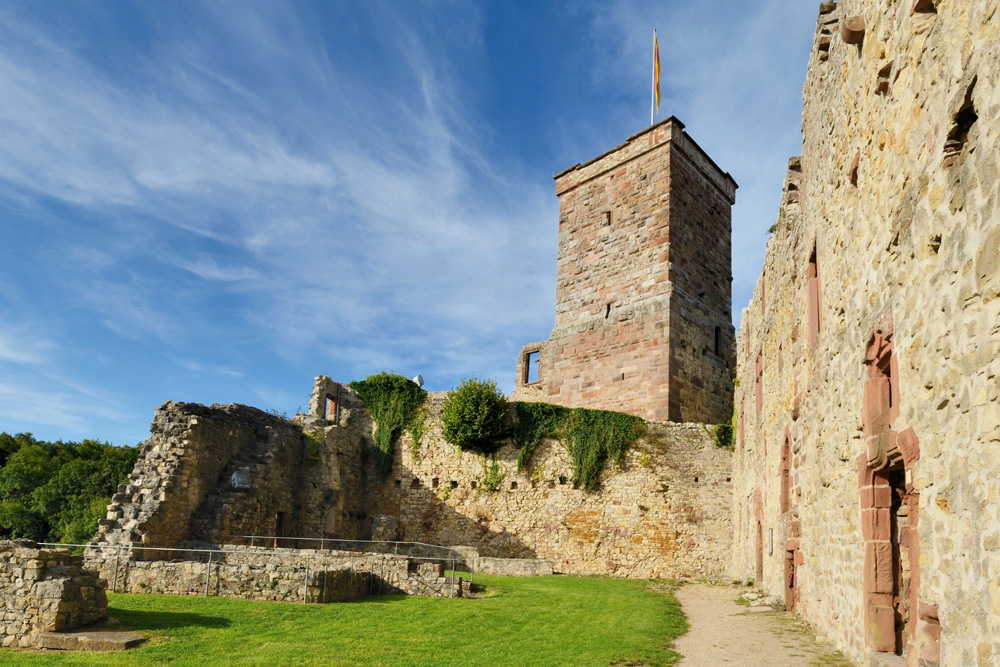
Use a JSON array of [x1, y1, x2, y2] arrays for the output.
[[514, 117, 737, 424]]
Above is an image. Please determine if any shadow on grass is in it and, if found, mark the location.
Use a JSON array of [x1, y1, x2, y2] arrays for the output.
[[345, 594, 411, 605], [111, 608, 232, 631]]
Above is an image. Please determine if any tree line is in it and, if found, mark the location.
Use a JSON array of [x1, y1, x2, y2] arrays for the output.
[[0, 432, 138, 545]]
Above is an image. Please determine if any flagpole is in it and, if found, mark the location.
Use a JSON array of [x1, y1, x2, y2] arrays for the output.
[[651, 29, 656, 126]]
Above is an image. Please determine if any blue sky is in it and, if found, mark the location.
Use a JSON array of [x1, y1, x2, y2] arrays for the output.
[[0, 1, 819, 446]]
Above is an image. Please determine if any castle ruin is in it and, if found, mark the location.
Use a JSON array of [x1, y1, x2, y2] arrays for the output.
[[67, 1, 1000, 665]]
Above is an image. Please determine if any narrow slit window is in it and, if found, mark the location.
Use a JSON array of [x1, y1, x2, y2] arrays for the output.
[[605, 303, 612, 319], [807, 244, 821, 347], [714, 326, 722, 356]]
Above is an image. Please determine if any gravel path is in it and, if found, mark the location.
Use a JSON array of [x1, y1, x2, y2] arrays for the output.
[[672, 583, 854, 667]]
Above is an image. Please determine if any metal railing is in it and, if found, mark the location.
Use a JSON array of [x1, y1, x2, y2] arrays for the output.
[[215, 534, 468, 561], [40, 542, 473, 603]]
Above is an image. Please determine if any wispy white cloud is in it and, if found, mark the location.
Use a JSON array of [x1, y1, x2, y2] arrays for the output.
[[0, 1, 810, 444], [0, 1, 556, 406], [176, 359, 246, 379], [0, 323, 56, 365], [0, 318, 133, 440]]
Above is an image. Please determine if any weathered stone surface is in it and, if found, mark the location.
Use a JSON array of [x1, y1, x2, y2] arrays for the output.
[[35, 630, 144, 652], [476, 557, 553, 577], [731, 2, 1000, 665], [89, 396, 373, 559], [374, 394, 734, 578], [0, 541, 107, 648]]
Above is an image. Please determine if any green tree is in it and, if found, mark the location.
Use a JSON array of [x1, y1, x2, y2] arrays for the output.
[[441, 378, 510, 454]]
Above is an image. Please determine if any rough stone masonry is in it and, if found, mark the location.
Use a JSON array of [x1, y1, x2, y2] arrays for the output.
[[0, 540, 108, 648], [731, 1, 1000, 666], [90, 382, 734, 581]]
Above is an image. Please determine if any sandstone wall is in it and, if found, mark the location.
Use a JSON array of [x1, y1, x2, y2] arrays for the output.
[[732, 2, 1000, 666], [515, 117, 737, 425], [0, 540, 107, 648], [367, 394, 733, 579], [84, 546, 468, 602]]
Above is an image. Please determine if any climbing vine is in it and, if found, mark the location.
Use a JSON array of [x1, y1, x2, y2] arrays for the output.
[[512, 402, 645, 492], [303, 428, 324, 464], [512, 401, 567, 470], [409, 406, 427, 460], [478, 455, 505, 493], [349, 372, 426, 475]]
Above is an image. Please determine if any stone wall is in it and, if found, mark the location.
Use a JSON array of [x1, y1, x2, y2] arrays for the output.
[[85, 547, 469, 601], [476, 557, 553, 577], [514, 117, 737, 425], [732, 2, 1000, 666], [91, 397, 373, 558], [0, 540, 107, 648], [368, 394, 733, 579], [96, 381, 733, 582]]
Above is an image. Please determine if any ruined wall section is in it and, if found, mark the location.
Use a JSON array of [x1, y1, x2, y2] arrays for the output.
[[93, 402, 349, 555], [299, 379, 373, 542], [367, 394, 734, 579], [732, 2, 1000, 665], [0, 541, 107, 648], [516, 118, 737, 424]]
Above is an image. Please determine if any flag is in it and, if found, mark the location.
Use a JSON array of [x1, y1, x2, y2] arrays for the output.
[[654, 31, 660, 112]]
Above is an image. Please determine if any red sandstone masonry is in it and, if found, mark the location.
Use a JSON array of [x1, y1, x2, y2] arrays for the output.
[[515, 117, 737, 424]]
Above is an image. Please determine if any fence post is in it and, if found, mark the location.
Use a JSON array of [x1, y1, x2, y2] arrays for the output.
[[450, 558, 455, 599], [349, 556, 354, 599], [111, 545, 121, 594], [204, 551, 213, 597], [321, 557, 328, 604], [303, 556, 310, 604], [250, 535, 255, 548], [470, 557, 475, 589]]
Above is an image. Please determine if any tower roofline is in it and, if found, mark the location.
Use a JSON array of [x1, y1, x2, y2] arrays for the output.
[[553, 116, 738, 202]]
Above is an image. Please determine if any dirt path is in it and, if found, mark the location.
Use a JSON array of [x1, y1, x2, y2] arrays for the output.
[[672, 583, 854, 667]]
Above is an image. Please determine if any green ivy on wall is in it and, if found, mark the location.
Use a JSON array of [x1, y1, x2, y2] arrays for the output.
[[349, 372, 426, 475], [512, 402, 645, 492]]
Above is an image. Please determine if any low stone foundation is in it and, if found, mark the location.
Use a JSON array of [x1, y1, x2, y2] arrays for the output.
[[476, 557, 553, 577], [0, 540, 108, 648], [84, 546, 471, 602]]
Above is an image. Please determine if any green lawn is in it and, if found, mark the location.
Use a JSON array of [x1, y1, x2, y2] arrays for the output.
[[7, 575, 686, 667]]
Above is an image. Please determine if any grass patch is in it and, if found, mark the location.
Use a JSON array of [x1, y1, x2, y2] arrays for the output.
[[8, 575, 686, 667]]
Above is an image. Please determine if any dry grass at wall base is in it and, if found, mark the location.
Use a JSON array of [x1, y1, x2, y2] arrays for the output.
[[4, 574, 686, 667]]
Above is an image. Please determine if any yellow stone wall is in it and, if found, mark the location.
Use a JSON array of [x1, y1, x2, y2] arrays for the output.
[[732, 1, 1000, 665]]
